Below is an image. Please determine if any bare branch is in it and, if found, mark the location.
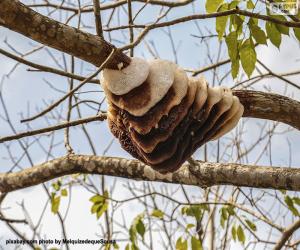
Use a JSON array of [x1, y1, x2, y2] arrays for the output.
[[273, 220, 300, 250], [92, 0, 103, 37], [0, 48, 99, 83], [0, 114, 107, 143], [20, 48, 116, 123], [27, 0, 194, 13], [0, 155, 300, 193]]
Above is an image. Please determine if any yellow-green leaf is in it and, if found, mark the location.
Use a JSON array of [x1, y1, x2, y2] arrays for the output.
[[136, 219, 145, 239], [274, 15, 289, 35], [294, 28, 300, 42], [231, 225, 237, 241], [247, 0, 255, 9], [239, 39, 257, 77], [237, 225, 245, 244], [216, 4, 229, 40], [51, 196, 60, 214], [176, 237, 188, 250], [185, 223, 195, 232], [239, 39, 256, 77], [89, 194, 104, 204], [245, 219, 257, 231], [61, 189, 68, 197], [250, 24, 267, 44], [266, 22, 281, 48], [96, 202, 108, 219], [293, 197, 300, 206], [206, 0, 223, 13], [285, 195, 299, 216], [151, 209, 164, 219], [226, 31, 238, 60], [191, 236, 203, 250], [231, 58, 240, 79]]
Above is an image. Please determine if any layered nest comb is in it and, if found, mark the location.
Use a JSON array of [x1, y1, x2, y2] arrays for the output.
[[101, 58, 244, 173]]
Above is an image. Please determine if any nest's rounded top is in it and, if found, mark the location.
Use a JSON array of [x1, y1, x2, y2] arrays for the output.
[[101, 57, 149, 95]]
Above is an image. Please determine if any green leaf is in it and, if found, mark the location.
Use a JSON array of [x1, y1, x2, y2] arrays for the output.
[[125, 243, 131, 250], [226, 31, 238, 60], [61, 189, 68, 197], [136, 219, 146, 239], [274, 16, 289, 35], [90, 192, 109, 220], [231, 58, 240, 79], [294, 28, 300, 42], [293, 197, 300, 206], [229, 1, 240, 9], [237, 225, 246, 244], [239, 38, 257, 77], [181, 205, 203, 221], [247, 0, 255, 9], [216, 4, 229, 39], [89, 194, 104, 204], [285, 195, 299, 216], [131, 244, 139, 250], [206, 0, 223, 13], [151, 209, 164, 219], [51, 196, 60, 214], [113, 243, 119, 249], [245, 219, 257, 231], [185, 223, 195, 232], [91, 203, 101, 214], [231, 225, 237, 241], [250, 24, 267, 45], [266, 22, 281, 48], [52, 181, 61, 192], [96, 202, 108, 219], [227, 205, 235, 216], [221, 207, 228, 221], [191, 236, 203, 250], [176, 237, 188, 250], [129, 226, 137, 244]]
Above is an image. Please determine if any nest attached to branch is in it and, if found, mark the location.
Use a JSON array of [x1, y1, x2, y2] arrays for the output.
[[100, 58, 244, 173]]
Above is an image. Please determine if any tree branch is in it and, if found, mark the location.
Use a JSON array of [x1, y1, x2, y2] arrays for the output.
[[233, 90, 300, 130], [0, 0, 130, 69], [273, 220, 300, 250], [0, 91, 299, 144], [0, 155, 300, 193], [0, 113, 107, 143]]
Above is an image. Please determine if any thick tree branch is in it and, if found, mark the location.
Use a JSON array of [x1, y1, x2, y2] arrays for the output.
[[233, 90, 300, 130], [0, 91, 299, 144], [0, 0, 130, 69], [0, 155, 300, 193]]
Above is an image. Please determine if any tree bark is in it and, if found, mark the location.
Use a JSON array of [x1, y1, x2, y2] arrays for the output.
[[234, 90, 300, 130], [0, 0, 131, 69], [1, 155, 300, 193]]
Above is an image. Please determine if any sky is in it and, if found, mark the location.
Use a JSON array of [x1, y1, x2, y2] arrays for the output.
[[0, 0, 300, 249]]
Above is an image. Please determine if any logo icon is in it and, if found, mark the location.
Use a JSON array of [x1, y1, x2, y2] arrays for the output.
[[269, 1, 299, 15]]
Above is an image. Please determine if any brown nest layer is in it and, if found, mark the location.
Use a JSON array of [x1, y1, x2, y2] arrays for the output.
[[101, 58, 244, 173]]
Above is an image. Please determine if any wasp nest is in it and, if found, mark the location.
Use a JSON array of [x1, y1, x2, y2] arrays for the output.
[[101, 58, 244, 173]]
